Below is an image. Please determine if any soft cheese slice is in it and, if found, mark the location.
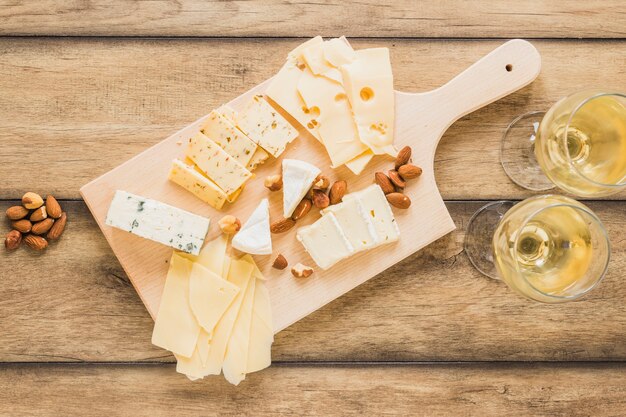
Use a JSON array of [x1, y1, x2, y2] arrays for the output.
[[201, 110, 259, 168], [105, 190, 209, 255], [186, 132, 253, 196], [322, 37, 356, 68], [189, 263, 239, 335], [301, 41, 342, 83], [282, 159, 321, 218], [296, 212, 355, 270], [152, 253, 200, 357], [321, 197, 379, 252], [232, 199, 272, 255], [344, 150, 374, 175], [247, 275, 273, 373], [237, 95, 299, 157], [168, 158, 228, 210], [297, 68, 368, 167], [175, 328, 211, 380], [222, 267, 256, 385], [345, 184, 399, 245], [340, 48, 396, 156]]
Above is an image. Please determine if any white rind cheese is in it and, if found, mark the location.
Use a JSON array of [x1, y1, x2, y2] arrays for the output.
[[344, 184, 399, 245], [321, 197, 379, 252], [282, 159, 321, 218], [232, 199, 272, 255], [296, 212, 355, 270], [105, 190, 210, 255]]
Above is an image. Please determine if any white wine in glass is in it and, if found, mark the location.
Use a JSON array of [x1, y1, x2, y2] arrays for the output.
[[465, 195, 610, 303], [501, 91, 626, 197]]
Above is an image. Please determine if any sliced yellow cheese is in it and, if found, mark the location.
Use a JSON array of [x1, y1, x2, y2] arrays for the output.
[[186, 132, 253, 196], [237, 95, 299, 157], [322, 37, 356, 68], [151, 253, 200, 358], [189, 263, 239, 335], [201, 110, 259, 168], [301, 41, 342, 83], [344, 150, 374, 175], [247, 279, 273, 373], [168, 158, 228, 209], [175, 329, 211, 379], [287, 36, 323, 62], [340, 48, 396, 156]]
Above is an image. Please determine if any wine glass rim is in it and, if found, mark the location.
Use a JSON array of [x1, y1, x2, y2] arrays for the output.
[[511, 195, 611, 301], [563, 91, 626, 188]]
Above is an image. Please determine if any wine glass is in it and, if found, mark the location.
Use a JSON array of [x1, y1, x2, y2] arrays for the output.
[[464, 195, 610, 303], [501, 90, 626, 197]]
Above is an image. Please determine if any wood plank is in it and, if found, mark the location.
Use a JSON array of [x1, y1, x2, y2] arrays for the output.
[[0, 363, 624, 416], [2, 200, 625, 363], [1, 1, 625, 38], [1, 38, 625, 200]]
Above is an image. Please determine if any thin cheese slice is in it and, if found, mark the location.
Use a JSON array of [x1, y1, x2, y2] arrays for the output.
[[186, 132, 253, 196], [201, 110, 259, 168], [175, 329, 211, 379], [151, 253, 200, 358], [222, 267, 256, 385], [296, 212, 355, 270], [340, 48, 396, 156], [247, 279, 273, 373], [282, 159, 320, 218], [189, 263, 239, 335], [344, 150, 374, 175], [322, 37, 356, 68], [301, 41, 342, 83], [169, 159, 228, 209], [345, 184, 399, 245], [321, 197, 379, 252], [237, 95, 299, 157]]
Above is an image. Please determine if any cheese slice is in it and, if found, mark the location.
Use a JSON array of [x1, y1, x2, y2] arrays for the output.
[[322, 37, 356, 68], [186, 132, 253, 196], [201, 110, 259, 168], [282, 159, 320, 218], [344, 150, 374, 175], [247, 147, 270, 171], [321, 197, 379, 252], [237, 95, 299, 157], [151, 253, 200, 358], [287, 36, 323, 61], [340, 48, 396, 156], [175, 328, 211, 379], [232, 199, 272, 255], [296, 212, 355, 270], [217, 104, 238, 124], [301, 41, 342, 83], [222, 267, 256, 385], [105, 190, 209, 255], [297, 68, 368, 167], [345, 184, 399, 245], [168, 158, 228, 209], [247, 278, 273, 373], [189, 263, 239, 335]]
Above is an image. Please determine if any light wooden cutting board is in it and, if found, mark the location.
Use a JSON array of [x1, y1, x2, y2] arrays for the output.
[[81, 39, 541, 333]]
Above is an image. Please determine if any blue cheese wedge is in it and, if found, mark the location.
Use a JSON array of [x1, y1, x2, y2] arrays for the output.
[[282, 159, 321, 218], [321, 197, 379, 252], [186, 132, 253, 196], [296, 212, 355, 270], [237, 95, 299, 157], [201, 110, 259, 168], [105, 190, 210, 255], [344, 184, 399, 245], [232, 199, 272, 255]]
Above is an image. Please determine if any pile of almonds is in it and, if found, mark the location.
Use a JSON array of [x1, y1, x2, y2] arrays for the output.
[[4, 192, 67, 251], [375, 146, 422, 208]]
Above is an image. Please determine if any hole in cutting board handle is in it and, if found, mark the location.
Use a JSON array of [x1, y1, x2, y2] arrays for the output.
[[505, 64, 513, 72]]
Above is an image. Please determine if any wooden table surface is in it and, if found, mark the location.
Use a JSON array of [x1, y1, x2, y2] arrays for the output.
[[1, 2, 626, 416]]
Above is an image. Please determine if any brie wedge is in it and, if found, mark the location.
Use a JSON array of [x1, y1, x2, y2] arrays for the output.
[[232, 199, 272, 255], [282, 159, 321, 218]]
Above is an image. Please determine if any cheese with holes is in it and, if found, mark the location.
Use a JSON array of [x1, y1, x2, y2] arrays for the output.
[[282, 159, 321, 218], [201, 110, 259, 167], [296, 212, 355, 270], [345, 184, 399, 245], [321, 197, 379, 252], [237, 95, 299, 157], [232, 199, 272, 255], [340, 48, 396, 156], [168, 159, 228, 209], [152, 253, 200, 357], [105, 190, 210, 255], [186, 132, 252, 196], [344, 150, 374, 175]]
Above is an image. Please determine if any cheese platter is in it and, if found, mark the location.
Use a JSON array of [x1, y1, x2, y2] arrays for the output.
[[81, 37, 541, 383]]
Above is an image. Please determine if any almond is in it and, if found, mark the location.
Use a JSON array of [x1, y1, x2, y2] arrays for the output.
[[30, 206, 47, 222], [264, 174, 283, 191], [47, 212, 67, 240], [386, 192, 411, 209], [313, 174, 330, 191], [311, 189, 330, 209], [218, 215, 241, 234], [32, 218, 54, 235], [374, 172, 395, 195], [388, 170, 406, 189], [12, 219, 32, 233], [291, 198, 312, 221], [6, 205, 29, 220], [46, 195, 63, 219], [22, 192, 44, 209], [398, 164, 422, 180], [291, 263, 314, 278], [270, 217, 296, 234], [24, 234, 48, 251], [4, 230, 22, 250], [395, 146, 412, 169], [272, 254, 288, 270], [329, 180, 347, 205]]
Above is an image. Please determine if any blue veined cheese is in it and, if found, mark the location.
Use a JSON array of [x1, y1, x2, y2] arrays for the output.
[[201, 110, 259, 168], [105, 190, 210, 255], [296, 212, 355, 270]]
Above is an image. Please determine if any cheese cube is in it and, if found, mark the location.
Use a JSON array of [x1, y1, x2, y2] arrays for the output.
[[344, 184, 399, 245], [321, 197, 379, 252], [201, 110, 259, 168], [168, 159, 228, 210], [296, 212, 355, 270]]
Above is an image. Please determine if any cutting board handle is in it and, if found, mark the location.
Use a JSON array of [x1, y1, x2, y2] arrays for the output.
[[432, 39, 541, 126]]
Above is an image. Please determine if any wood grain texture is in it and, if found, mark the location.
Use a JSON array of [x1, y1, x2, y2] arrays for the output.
[[1, 38, 625, 200], [1, 1, 625, 38], [2, 200, 625, 363], [1, 363, 625, 417]]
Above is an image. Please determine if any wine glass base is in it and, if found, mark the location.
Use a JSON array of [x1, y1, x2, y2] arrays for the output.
[[500, 111, 555, 191], [464, 201, 515, 280]]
